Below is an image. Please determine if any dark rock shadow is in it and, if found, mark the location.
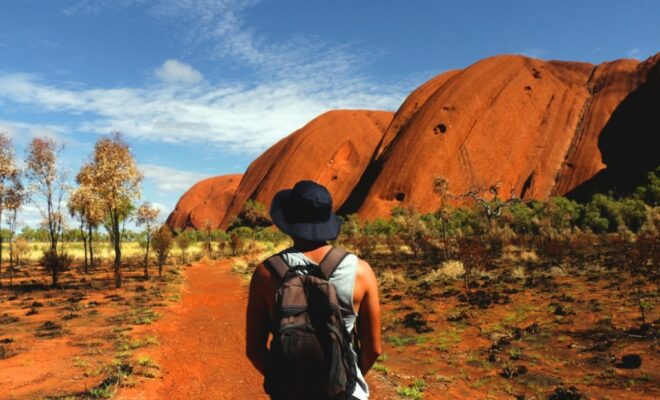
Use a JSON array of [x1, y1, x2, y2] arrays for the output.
[[567, 61, 660, 201]]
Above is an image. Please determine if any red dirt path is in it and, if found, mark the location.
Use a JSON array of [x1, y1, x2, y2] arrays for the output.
[[118, 261, 268, 400], [118, 260, 395, 400]]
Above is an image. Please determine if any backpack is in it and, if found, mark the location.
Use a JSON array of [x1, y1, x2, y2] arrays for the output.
[[263, 247, 359, 400]]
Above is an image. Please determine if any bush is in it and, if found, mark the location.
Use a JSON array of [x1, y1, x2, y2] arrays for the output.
[[41, 250, 73, 286], [228, 200, 271, 229]]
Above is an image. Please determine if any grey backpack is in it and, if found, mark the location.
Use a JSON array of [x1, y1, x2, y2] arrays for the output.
[[264, 248, 359, 400]]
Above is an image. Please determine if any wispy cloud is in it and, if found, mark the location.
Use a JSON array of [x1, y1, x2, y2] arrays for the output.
[[0, 119, 71, 145], [141, 163, 210, 192], [154, 59, 203, 84], [0, 68, 402, 154], [2, 0, 405, 155]]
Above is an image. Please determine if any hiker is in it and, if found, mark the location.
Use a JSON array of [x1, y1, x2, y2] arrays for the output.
[[246, 180, 382, 400]]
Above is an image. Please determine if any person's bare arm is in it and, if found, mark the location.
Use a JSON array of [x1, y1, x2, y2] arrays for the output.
[[245, 263, 271, 376], [356, 259, 382, 375]]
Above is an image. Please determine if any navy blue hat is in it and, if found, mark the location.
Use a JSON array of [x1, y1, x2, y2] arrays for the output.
[[269, 180, 342, 242]]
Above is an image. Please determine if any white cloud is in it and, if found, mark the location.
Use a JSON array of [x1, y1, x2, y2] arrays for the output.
[[0, 119, 70, 145], [141, 163, 209, 192], [155, 59, 203, 84], [2, 0, 406, 155], [0, 70, 402, 154]]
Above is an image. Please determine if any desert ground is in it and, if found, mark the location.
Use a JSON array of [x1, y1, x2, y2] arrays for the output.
[[1, 237, 657, 400]]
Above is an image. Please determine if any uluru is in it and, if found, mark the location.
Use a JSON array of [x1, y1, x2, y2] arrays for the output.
[[218, 110, 394, 228], [168, 52, 659, 228], [166, 174, 243, 230]]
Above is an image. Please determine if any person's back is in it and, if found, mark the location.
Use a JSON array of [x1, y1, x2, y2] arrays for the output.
[[246, 181, 381, 400]]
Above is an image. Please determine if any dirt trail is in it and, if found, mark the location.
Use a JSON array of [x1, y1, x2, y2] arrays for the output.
[[119, 260, 268, 400], [118, 260, 395, 400]]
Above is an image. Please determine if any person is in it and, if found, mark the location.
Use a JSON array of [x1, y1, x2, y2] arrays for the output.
[[246, 180, 382, 400]]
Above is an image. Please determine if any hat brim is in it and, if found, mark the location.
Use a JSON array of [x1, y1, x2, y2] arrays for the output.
[[269, 189, 342, 242]]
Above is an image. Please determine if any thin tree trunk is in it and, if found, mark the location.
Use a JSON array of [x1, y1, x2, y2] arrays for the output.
[[88, 224, 95, 269], [80, 220, 88, 274], [144, 232, 150, 279], [113, 212, 122, 288], [0, 208, 3, 287], [8, 231, 13, 287]]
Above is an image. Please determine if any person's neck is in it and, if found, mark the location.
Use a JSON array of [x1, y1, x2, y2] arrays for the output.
[[292, 240, 331, 264], [292, 239, 329, 252]]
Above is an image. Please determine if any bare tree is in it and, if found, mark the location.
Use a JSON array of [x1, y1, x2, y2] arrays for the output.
[[457, 182, 519, 227], [80, 133, 142, 288], [136, 202, 160, 279], [25, 137, 69, 286]]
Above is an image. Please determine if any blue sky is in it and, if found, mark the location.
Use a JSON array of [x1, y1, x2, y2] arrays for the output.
[[0, 0, 658, 227]]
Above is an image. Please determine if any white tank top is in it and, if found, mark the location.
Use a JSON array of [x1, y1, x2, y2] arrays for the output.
[[279, 247, 369, 400]]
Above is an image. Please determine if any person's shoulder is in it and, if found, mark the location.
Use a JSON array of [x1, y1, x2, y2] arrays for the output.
[[249, 255, 279, 290], [352, 255, 376, 281]]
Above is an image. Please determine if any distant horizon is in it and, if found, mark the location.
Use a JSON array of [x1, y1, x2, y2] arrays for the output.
[[1, 0, 658, 228]]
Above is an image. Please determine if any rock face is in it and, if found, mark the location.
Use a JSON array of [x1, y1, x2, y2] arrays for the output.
[[354, 53, 659, 220], [169, 53, 659, 228], [218, 110, 394, 228], [166, 174, 242, 230]]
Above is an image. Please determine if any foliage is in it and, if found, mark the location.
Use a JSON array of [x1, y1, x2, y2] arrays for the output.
[[175, 229, 193, 263], [25, 137, 68, 286], [228, 199, 271, 229], [81, 132, 143, 288], [634, 167, 660, 207], [136, 202, 160, 278], [40, 250, 73, 286], [151, 225, 173, 277]]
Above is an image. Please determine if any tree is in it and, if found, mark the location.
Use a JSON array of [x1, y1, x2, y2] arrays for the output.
[[228, 200, 272, 229], [151, 225, 173, 277], [68, 184, 104, 273], [5, 170, 25, 286], [0, 133, 18, 286], [201, 218, 214, 258], [456, 182, 520, 227], [25, 137, 68, 286], [81, 133, 142, 288], [433, 177, 453, 259], [136, 202, 160, 279], [176, 230, 192, 263]]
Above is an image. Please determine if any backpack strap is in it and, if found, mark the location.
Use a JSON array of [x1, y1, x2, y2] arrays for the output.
[[264, 254, 290, 281], [318, 247, 349, 280]]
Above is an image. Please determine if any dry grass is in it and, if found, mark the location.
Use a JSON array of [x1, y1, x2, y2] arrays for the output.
[[1, 241, 206, 263]]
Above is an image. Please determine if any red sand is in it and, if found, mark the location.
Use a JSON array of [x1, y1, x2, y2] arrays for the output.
[[117, 260, 395, 400]]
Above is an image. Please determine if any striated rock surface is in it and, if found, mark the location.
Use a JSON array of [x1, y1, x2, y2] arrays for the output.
[[356, 53, 659, 220], [219, 110, 393, 229], [170, 53, 659, 228], [166, 174, 242, 230]]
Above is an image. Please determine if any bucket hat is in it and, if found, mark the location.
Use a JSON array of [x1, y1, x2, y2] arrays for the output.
[[269, 180, 342, 242]]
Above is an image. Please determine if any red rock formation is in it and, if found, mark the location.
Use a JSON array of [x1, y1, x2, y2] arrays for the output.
[[356, 53, 659, 220], [166, 174, 242, 230], [219, 110, 393, 228], [170, 53, 658, 228]]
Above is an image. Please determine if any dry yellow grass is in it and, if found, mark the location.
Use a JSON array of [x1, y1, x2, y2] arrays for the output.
[[1, 241, 206, 262]]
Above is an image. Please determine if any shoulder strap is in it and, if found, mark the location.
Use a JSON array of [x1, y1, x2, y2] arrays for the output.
[[318, 247, 349, 280], [264, 254, 289, 281]]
